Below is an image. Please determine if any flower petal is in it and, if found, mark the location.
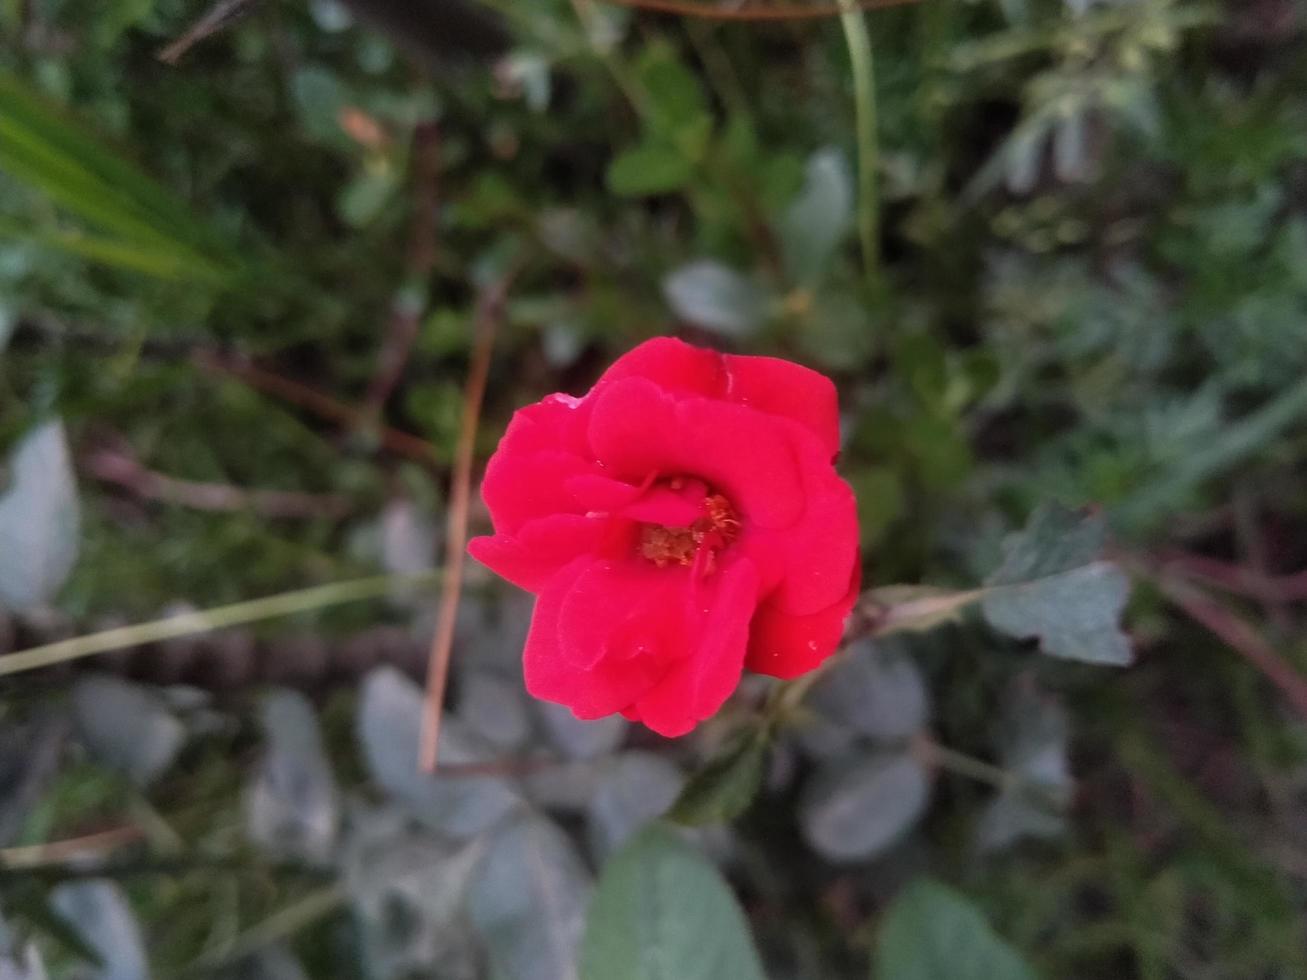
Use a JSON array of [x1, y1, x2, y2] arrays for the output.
[[523, 559, 671, 719], [468, 514, 619, 593], [723, 353, 841, 460], [480, 450, 593, 535], [587, 377, 805, 529], [746, 562, 860, 679], [630, 558, 759, 737], [594, 336, 726, 398]]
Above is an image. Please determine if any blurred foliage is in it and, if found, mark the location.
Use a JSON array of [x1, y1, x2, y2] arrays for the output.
[[4, 0, 1307, 977]]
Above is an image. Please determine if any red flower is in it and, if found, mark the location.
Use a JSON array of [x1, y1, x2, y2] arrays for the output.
[[468, 337, 860, 736]]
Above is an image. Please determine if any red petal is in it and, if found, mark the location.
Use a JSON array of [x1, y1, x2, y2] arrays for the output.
[[745, 563, 860, 679], [631, 558, 759, 737], [722, 353, 841, 460], [587, 378, 805, 529], [468, 514, 615, 592], [523, 559, 671, 719], [594, 336, 726, 398], [480, 450, 593, 535]]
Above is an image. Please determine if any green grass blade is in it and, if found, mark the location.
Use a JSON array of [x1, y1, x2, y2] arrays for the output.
[[0, 70, 243, 283]]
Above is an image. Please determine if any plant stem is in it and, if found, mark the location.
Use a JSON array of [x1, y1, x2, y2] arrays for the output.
[[184, 884, 346, 975], [838, 0, 880, 284], [0, 571, 439, 677], [915, 737, 1015, 791]]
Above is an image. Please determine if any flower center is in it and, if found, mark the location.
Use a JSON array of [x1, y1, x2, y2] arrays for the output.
[[638, 489, 740, 573]]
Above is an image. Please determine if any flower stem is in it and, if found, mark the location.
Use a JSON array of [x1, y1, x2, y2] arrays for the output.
[[0, 571, 439, 677], [838, 0, 880, 285]]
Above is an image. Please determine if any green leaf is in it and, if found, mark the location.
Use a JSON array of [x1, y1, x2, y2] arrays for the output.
[[581, 825, 765, 980], [668, 727, 767, 826], [636, 44, 710, 141], [0, 69, 239, 283], [607, 141, 694, 197], [800, 752, 931, 862], [1113, 372, 1307, 530], [0, 418, 80, 610], [981, 504, 1133, 666], [874, 880, 1037, 980], [662, 260, 770, 337], [780, 147, 853, 283]]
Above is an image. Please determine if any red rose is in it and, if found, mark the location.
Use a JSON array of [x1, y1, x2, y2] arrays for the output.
[[468, 337, 860, 736]]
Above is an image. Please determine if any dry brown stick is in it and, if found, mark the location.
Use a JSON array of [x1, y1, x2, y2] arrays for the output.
[[1155, 574, 1307, 722], [417, 267, 518, 773], [594, 0, 920, 20], [158, 0, 261, 64], [364, 120, 442, 415], [85, 445, 352, 520], [194, 350, 441, 464]]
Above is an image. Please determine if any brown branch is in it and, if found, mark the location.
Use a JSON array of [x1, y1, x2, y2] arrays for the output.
[[594, 0, 921, 20], [1151, 549, 1307, 604], [418, 266, 519, 772], [193, 350, 441, 464], [437, 756, 564, 779], [364, 120, 442, 415], [1154, 575, 1307, 723], [158, 0, 261, 65], [84, 445, 352, 520]]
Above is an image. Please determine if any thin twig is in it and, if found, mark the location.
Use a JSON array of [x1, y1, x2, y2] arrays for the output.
[[0, 571, 439, 677], [84, 445, 352, 519], [1154, 574, 1307, 722], [158, 0, 261, 65], [418, 266, 519, 772], [194, 350, 441, 464], [0, 826, 144, 869], [364, 120, 442, 415], [595, 0, 920, 19]]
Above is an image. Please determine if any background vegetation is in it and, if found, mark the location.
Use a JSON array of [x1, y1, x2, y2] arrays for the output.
[[2, 0, 1307, 977]]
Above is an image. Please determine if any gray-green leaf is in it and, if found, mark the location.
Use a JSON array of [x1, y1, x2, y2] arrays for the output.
[[357, 667, 523, 838], [0, 419, 80, 611], [245, 689, 339, 863], [800, 752, 931, 862], [71, 675, 185, 788], [587, 752, 685, 859], [981, 505, 1132, 665], [874, 880, 1037, 980], [49, 882, 148, 980], [0, 909, 47, 980], [469, 814, 592, 980], [780, 147, 853, 283], [662, 261, 769, 337], [580, 825, 765, 980]]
